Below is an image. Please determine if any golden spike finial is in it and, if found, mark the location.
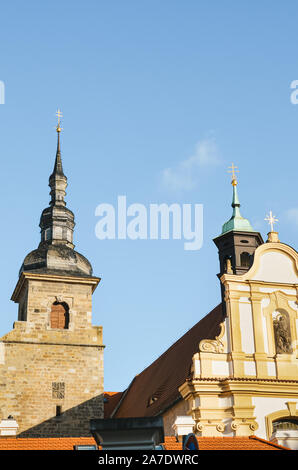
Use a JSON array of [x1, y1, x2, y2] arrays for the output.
[[56, 108, 63, 133], [228, 162, 239, 186], [265, 210, 278, 232]]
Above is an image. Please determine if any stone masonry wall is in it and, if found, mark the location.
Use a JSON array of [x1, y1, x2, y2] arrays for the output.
[[0, 277, 104, 437]]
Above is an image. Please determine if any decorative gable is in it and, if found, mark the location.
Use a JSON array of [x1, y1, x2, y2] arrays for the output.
[[179, 235, 298, 441]]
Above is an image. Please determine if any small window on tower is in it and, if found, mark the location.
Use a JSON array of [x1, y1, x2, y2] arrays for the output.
[[50, 302, 69, 329], [240, 252, 250, 267], [45, 228, 52, 241]]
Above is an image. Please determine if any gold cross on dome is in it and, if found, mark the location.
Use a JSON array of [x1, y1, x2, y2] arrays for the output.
[[228, 163, 239, 185], [56, 108, 63, 132], [265, 210, 278, 232]]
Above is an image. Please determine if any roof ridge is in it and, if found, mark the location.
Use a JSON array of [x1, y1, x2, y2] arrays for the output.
[[113, 304, 224, 418], [249, 435, 290, 450], [198, 436, 250, 439], [122, 304, 223, 383], [110, 376, 137, 418]]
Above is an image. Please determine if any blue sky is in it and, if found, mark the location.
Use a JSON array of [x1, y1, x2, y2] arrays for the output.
[[0, 1, 298, 392]]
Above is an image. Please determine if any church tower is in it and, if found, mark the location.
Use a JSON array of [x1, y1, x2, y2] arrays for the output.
[[213, 165, 263, 314], [0, 112, 104, 437], [213, 164, 263, 278], [178, 169, 298, 446]]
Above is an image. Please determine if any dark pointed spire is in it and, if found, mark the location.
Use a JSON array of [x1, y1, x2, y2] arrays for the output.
[[51, 129, 65, 177], [18, 110, 95, 278], [49, 110, 67, 207], [39, 110, 75, 249]]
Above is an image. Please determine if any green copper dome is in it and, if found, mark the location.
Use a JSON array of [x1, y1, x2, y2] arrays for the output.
[[221, 183, 254, 234]]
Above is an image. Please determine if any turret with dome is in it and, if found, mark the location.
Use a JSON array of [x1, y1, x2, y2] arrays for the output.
[[20, 110, 92, 278], [213, 163, 264, 278]]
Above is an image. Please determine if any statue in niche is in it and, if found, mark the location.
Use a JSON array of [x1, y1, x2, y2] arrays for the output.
[[273, 313, 293, 354], [225, 257, 233, 274]]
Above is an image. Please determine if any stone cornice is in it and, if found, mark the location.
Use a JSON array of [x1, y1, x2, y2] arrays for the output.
[[2, 339, 105, 349], [186, 376, 298, 396], [11, 271, 101, 302], [188, 376, 298, 384]]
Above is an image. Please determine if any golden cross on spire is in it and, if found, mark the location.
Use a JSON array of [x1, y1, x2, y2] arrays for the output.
[[56, 108, 63, 133], [265, 210, 278, 232], [228, 162, 239, 186]]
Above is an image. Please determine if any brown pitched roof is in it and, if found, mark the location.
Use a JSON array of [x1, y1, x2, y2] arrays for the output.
[[104, 392, 123, 418], [113, 304, 223, 418], [164, 435, 289, 450]]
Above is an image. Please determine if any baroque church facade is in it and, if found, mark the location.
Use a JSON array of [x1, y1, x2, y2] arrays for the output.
[[0, 120, 297, 449], [110, 172, 298, 450]]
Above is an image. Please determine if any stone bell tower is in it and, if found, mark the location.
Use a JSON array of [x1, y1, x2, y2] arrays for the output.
[[0, 112, 104, 437]]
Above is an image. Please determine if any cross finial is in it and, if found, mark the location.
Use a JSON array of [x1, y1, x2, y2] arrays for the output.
[[265, 210, 278, 232], [228, 162, 239, 186], [56, 108, 63, 133]]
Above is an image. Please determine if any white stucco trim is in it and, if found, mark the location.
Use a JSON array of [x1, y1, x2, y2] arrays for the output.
[[252, 397, 298, 440], [239, 300, 255, 354], [244, 361, 256, 376], [212, 361, 229, 376]]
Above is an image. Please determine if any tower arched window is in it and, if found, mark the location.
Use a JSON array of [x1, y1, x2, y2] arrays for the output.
[[240, 252, 250, 268], [50, 302, 69, 329], [45, 228, 52, 241]]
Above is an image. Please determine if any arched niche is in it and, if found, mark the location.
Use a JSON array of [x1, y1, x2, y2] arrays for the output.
[[272, 309, 293, 354]]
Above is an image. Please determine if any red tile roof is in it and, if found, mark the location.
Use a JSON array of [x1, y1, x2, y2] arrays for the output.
[[0, 435, 288, 450], [113, 304, 223, 418], [0, 437, 97, 450], [164, 436, 289, 450]]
